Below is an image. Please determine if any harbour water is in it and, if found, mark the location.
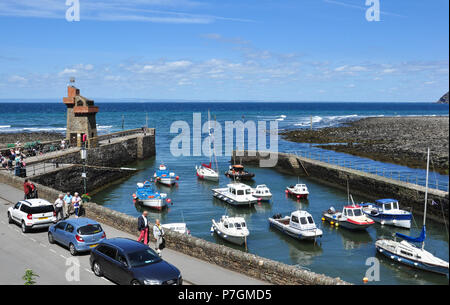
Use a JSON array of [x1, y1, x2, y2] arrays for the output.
[[1, 101, 449, 284]]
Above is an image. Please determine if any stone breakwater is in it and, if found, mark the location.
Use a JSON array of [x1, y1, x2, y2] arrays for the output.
[[280, 116, 449, 174], [232, 150, 449, 224], [0, 170, 350, 285]]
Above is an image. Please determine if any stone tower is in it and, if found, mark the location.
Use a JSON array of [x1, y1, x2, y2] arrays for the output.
[[63, 83, 99, 148]]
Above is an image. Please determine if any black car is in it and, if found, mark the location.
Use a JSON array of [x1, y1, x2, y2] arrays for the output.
[[89, 237, 182, 285]]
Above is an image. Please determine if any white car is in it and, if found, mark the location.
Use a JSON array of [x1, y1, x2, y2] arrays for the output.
[[7, 199, 57, 233]]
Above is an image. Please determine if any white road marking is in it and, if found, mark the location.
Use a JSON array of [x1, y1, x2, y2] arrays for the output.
[[29, 237, 36, 242], [39, 243, 47, 248], [60, 254, 67, 259], [49, 249, 57, 254], [84, 268, 93, 274]]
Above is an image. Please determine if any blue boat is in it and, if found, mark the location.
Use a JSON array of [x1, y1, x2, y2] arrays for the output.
[[132, 181, 168, 210], [361, 199, 412, 229], [153, 164, 179, 186]]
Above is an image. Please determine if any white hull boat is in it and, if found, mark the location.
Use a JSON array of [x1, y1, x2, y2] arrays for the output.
[[251, 184, 272, 201], [269, 210, 322, 241], [212, 183, 258, 207], [286, 183, 309, 199], [211, 216, 249, 246], [196, 164, 219, 181]]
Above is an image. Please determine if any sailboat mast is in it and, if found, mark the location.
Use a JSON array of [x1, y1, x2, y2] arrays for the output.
[[422, 148, 430, 250], [208, 110, 212, 164]]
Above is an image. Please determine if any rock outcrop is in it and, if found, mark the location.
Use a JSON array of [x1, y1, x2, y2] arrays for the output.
[[437, 92, 449, 104]]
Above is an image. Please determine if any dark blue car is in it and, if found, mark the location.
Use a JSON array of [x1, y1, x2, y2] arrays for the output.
[[89, 237, 182, 285], [48, 218, 106, 255]]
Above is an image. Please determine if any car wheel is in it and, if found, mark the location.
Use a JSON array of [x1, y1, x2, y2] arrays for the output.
[[21, 221, 28, 233], [69, 243, 77, 256], [93, 261, 103, 277], [48, 232, 55, 244], [131, 280, 141, 285], [7, 212, 13, 224]]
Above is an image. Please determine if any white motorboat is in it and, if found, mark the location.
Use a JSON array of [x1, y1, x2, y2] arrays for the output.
[[211, 215, 249, 246], [269, 210, 322, 241], [375, 149, 449, 275], [161, 223, 190, 235], [251, 184, 272, 201], [286, 183, 309, 199], [212, 183, 258, 207], [132, 181, 168, 210]]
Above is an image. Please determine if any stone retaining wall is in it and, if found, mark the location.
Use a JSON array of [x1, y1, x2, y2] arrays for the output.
[[233, 150, 449, 224]]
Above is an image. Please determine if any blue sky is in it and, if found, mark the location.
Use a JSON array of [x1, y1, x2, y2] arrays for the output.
[[0, 0, 448, 102]]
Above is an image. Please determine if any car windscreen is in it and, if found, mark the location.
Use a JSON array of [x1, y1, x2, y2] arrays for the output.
[[23, 205, 54, 214], [78, 224, 103, 235], [128, 249, 162, 267]]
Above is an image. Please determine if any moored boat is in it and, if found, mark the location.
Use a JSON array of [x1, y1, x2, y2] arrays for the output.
[[285, 183, 309, 199], [132, 181, 168, 210], [322, 204, 375, 231], [154, 164, 179, 186], [361, 199, 412, 229], [212, 183, 258, 207], [251, 184, 272, 201], [196, 162, 219, 181], [224, 165, 255, 181], [269, 210, 322, 241], [211, 215, 249, 246]]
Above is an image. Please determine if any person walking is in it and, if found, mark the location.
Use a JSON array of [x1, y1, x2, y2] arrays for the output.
[[72, 192, 81, 218], [54, 194, 64, 221], [137, 211, 149, 245], [153, 219, 165, 257], [63, 192, 72, 218]]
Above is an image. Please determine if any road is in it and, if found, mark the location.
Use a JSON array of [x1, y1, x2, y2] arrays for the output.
[[0, 183, 269, 285]]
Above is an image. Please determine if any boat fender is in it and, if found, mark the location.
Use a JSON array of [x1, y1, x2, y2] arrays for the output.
[[176, 176, 179, 180]]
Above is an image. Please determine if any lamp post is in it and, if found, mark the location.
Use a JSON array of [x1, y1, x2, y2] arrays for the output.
[[81, 146, 87, 195]]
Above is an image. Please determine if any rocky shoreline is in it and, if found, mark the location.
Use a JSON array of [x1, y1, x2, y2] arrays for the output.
[[281, 116, 449, 175]]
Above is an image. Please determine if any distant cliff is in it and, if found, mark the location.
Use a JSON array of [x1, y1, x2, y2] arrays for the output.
[[436, 92, 449, 104]]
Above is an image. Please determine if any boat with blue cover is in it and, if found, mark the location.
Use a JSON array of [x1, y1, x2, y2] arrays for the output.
[[132, 181, 168, 210], [361, 199, 412, 229], [153, 164, 179, 186], [375, 149, 449, 275]]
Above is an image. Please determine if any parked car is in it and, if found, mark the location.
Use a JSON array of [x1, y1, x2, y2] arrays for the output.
[[7, 199, 56, 233], [90, 237, 182, 285], [48, 218, 106, 256]]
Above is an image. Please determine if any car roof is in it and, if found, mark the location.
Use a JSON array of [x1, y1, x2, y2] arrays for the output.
[[20, 199, 52, 207], [101, 237, 148, 252], [64, 218, 100, 227]]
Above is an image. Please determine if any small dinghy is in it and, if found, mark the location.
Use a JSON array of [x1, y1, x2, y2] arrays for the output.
[[161, 223, 190, 235], [224, 165, 255, 181], [269, 210, 322, 241], [196, 162, 219, 181], [286, 183, 309, 199], [251, 184, 272, 201], [132, 181, 168, 210], [153, 164, 179, 186], [212, 183, 258, 207], [211, 215, 249, 246], [322, 204, 375, 231], [360, 199, 412, 229]]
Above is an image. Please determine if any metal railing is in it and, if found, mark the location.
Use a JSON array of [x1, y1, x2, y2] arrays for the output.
[[290, 149, 449, 192]]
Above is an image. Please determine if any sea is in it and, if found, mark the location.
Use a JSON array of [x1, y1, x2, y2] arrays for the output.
[[0, 101, 449, 284]]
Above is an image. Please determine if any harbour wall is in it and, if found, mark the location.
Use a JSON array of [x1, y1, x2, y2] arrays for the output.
[[0, 170, 350, 285], [232, 150, 449, 224]]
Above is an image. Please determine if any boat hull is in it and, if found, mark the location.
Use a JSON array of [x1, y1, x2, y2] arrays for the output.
[[155, 177, 176, 186], [212, 190, 257, 207], [197, 171, 219, 181], [376, 244, 449, 275], [322, 214, 372, 231], [135, 198, 167, 211], [224, 173, 254, 181], [286, 190, 308, 200], [363, 211, 411, 229]]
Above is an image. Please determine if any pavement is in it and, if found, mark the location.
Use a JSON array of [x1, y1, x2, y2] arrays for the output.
[[0, 182, 269, 285]]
